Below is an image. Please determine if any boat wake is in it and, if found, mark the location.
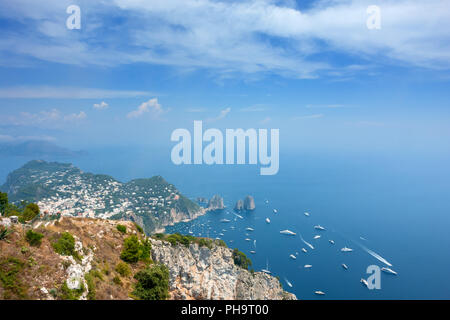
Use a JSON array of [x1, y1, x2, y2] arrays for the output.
[[358, 244, 393, 267], [299, 233, 314, 250]]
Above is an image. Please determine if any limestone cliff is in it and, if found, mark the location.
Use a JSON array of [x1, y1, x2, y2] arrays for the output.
[[0, 217, 295, 300]]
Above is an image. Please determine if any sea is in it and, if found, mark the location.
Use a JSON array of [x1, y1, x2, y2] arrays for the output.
[[1, 146, 450, 299]]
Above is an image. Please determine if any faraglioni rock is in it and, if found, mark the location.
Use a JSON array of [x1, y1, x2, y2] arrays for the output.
[[244, 195, 256, 211], [234, 199, 244, 211], [208, 194, 225, 210]]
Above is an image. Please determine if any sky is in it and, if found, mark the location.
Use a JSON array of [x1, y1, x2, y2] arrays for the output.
[[0, 0, 450, 157]]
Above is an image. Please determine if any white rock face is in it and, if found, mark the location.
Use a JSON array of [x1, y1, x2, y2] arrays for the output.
[[0, 217, 12, 227], [150, 239, 296, 300]]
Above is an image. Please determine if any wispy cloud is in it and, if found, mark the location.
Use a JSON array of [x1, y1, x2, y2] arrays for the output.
[[1, 0, 449, 78], [1, 109, 87, 129], [127, 98, 166, 119], [293, 113, 324, 120], [0, 134, 56, 143], [206, 107, 231, 123], [0, 86, 152, 99], [306, 104, 345, 109]]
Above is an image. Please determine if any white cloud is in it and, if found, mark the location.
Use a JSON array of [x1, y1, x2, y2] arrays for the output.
[[206, 107, 231, 122], [293, 113, 324, 120], [2, 109, 88, 128], [0, 86, 152, 99], [127, 98, 165, 119], [0, 0, 449, 77], [93, 101, 108, 109], [260, 117, 272, 124]]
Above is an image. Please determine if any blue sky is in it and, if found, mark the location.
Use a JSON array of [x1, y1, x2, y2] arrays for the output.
[[0, 0, 450, 156]]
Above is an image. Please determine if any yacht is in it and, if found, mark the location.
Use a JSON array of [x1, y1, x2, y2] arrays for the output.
[[342, 263, 348, 270], [220, 219, 231, 223], [285, 279, 293, 288], [304, 264, 312, 268], [246, 227, 254, 231], [273, 209, 278, 213], [314, 225, 325, 231], [289, 254, 297, 260], [381, 267, 398, 275], [360, 278, 369, 287], [250, 250, 256, 254], [341, 247, 354, 252], [280, 230, 296, 236], [329, 240, 335, 245], [245, 238, 251, 241], [301, 248, 307, 253], [265, 218, 271, 223], [315, 291, 325, 295], [304, 212, 310, 217], [313, 235, 321, 239]]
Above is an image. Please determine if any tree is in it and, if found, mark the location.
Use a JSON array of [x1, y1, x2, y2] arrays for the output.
[[132, 264, 169, 300], [120, 235, 141, 263], [0, 192, 8, 216]]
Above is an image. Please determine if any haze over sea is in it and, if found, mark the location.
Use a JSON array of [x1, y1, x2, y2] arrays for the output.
[[1, 146, 450, 299]]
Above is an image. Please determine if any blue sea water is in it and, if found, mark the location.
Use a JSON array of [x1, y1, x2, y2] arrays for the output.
[[1, 147, 450, 299]]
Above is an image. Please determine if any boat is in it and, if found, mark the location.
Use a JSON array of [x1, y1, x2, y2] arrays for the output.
[[284, 278, 293, 288], [220, 219, 231, 223], [265, 218, 271, 223], [341, 247, 354, 252], [314, 225, 325, 231], [304, 264, 312, 268], [246, 227, 254, 231], [304, 212, 310, 217], [262, 259, 271, 274], [313, 235, 321, 239], [250, 250, 256, 254], [360, 278, 369, 287], [245, 238, 251, 241], [289, 254, 297, 260], [265, 200, 269, 204], [381, 267, 398, 275], [342, 263, 348, 270], [301, 248, 307, 253], [329, 240, 335, 244], [280, 230, 296, 236], [273, 209, 278, 213], [314, 291, 325, 295]]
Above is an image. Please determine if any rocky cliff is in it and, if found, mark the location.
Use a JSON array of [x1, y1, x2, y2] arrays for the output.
[[207, 195, 225, 210], [0, 217, 295, 300]]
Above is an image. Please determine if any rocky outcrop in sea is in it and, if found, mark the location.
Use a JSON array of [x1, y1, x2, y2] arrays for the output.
[[244, 195, 256, 211], [208, 195, 225, 210], [234, 199, 244, 211]]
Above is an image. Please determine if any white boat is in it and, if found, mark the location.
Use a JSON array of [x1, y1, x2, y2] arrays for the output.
[[265, 218, 271, 223], [220, 219, 231, 223], [314, 225, 325, 231], [304, 264, 312, 268], [219, 233, 224, 236], [246, 227, 254, 231], [262, 259, 271, 274], [301, 248, 307, 253], [313, 235, 321, 239], [342, 263, 348, 270], [273, 209, 278, 213], [188, 231, 193, 234], [245, 238, 251, 241], [265, 200, 269, 204], [304, 212, 310, 217], [329, 240, 335, 245], [381, 267, 398, 275], [285, 278, 293, 288], [315, 291, 325, 295], [360, 278, 369, 287], [289, 254, 297, 260], [250, 250, 256, 254], [341, 246, 354, 252], [280, 230, 296, 236]]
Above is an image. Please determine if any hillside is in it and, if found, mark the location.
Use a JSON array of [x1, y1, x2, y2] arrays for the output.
[[0, 160, 205, 234], [0, 216, 295, 300]]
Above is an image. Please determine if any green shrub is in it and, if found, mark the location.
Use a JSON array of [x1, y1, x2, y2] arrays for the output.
[[0, 226, 12, 240], [25, 229, 44, 247], [132, 264, 169, 300], [52, 232, 80, 260], [115, 261, 131, 277], [58, 281, 84, 300], [112, 275, 122, 286], [134, 223, 144, 234], [116, 224, 127, 234], [232, 248, 252, 270], [0, 257, 27, 299], [120, 235, 151, 263]]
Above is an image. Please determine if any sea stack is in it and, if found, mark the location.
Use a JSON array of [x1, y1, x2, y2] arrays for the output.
[[243, 195, 256, 211], [208, 195, 225, 210], [234, 199, 244, 211]]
